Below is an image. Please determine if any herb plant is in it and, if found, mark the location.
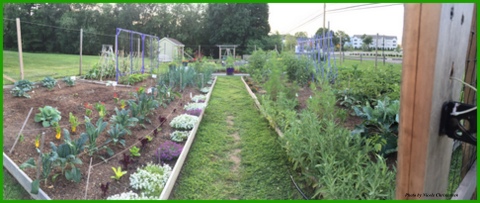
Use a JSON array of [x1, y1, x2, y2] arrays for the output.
[[183, 102, 207, 111], [185, 108, 202, 117], [170, 131, 190, 142], [129, 163, 172, 196], [156, 140, 183, 162]]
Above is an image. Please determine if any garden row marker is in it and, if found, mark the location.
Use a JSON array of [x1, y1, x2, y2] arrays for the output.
[[9, 107, 34, 154], [396, 4, 474, 200], [16, 18, 24, 80], [84, 157, 93, 200]]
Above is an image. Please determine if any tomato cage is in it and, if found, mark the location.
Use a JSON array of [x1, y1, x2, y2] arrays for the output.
[[115, 28, 160, 82]]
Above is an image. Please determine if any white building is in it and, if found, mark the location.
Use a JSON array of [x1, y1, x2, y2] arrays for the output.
[[351, 35, 398, 49]]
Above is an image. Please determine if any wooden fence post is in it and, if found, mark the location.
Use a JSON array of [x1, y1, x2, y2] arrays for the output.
[[16, 18, 24, 80], [396, 3, 475, 200], [79, 28, 83, 76]]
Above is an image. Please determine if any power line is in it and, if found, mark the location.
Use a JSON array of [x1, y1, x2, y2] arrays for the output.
[[285, 3, 402, 35]]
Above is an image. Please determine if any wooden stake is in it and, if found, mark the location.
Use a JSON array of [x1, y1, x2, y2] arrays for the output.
[[84, 157, 93, 200], [80, 28, 83, 75], [9, 107, 34, 154], [16, 18, 24, 80]]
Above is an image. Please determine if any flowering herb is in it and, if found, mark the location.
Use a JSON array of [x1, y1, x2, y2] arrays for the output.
[[155, 140, 183, 162], [186, 108, 202, 117], [100, 182, 110, 197], [119, 153, 133, 170], [169, 114, 199, 130], [129, 163, 172, 197], [170, 131, 190, 142], [184, 103, 207, 111]]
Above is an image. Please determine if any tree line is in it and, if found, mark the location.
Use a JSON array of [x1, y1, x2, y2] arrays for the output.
[[3, 3, 281, 57]]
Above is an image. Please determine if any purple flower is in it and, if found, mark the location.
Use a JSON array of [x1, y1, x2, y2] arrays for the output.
[[156, 140, 183, 162], [186, 108, 202, 117]]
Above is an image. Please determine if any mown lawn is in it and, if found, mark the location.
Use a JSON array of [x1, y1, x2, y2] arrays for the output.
[[171, 77, 302, 200]]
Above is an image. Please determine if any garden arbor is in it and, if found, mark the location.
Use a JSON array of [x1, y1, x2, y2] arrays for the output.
[[216, 45, 238, 61]]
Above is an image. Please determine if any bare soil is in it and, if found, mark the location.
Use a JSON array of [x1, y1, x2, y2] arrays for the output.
[[3, 78, 212, 199]]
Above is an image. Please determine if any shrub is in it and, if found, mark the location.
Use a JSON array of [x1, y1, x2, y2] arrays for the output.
[[34, 106, 62, 127], [129, 163, 172, 196], [169, 114, 199, 130], [170, 131, 190, 142]]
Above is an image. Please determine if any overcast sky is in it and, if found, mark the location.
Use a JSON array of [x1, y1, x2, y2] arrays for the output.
[[268, 3, 404, 44]]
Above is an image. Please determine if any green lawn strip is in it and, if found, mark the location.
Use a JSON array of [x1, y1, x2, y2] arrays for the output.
[[172, 77, 300, 200], [2, 168, 32, 200]]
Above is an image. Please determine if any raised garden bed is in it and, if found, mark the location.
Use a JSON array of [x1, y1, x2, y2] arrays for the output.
[[3, 76, 217, 200]]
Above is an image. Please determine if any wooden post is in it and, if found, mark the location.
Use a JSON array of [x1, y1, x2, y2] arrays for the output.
[[218, 46, 221, 62], [339, 34, 342, 64], [396, 4, 475, 200], [79, 28, 83, 75], [16, 18, 24, 80], [360, 54, 362, 63], [375, 33, 378, 69]]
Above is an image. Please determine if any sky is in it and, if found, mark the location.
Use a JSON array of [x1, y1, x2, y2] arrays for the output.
[[268, 3, 405, 44]]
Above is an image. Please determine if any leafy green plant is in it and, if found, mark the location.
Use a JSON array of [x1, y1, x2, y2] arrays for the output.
[[106, 124, 128, 147], [130, 146, 141, 157], [183, 102, 207, 111], [63, 76, 75, 86], [127, 90, 159, 124], [352, 97, 400, 156], [111, 167, 127, 181], [191, 94, 206, 103], [34, 106, 62, 127], [82, 117, 109, 157], [200, 87, 210, 94], [41, 76, 57, 90], [119, 74, 149, 85], [95, 102, 107, 118], [10, 79, 35, 98], [110, 108, 138, 134]]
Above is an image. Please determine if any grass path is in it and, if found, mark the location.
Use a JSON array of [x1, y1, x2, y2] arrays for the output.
[[171, 77, 301, 200]]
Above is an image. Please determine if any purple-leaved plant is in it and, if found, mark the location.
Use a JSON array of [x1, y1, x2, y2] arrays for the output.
[[156, 140, 183, 162], [186, 108, 202, 117]]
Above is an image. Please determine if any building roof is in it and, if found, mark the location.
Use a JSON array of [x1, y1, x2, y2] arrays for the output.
[[161, 37, 184, 46], [352, 35, 397, 40]]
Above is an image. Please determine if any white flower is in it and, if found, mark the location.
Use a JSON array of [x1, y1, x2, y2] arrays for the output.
[[170, 114, 199, 130], [129, 163, 172, 197], [295, 93, 298, 97], [170, 131, 191, 142], [191, 95, 207, 103], [184, 103, 207, 111], [107, 191, 158, 200]]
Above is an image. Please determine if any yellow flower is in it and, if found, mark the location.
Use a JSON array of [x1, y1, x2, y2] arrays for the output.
[[35, 139, 40, 148], [55, 132, 61, 140]]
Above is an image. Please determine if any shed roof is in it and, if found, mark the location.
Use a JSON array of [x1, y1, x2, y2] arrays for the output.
[[161, 37, 185, 46]]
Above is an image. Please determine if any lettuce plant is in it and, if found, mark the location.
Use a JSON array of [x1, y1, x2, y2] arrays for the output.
[[169, 114, 199, 130], [170, 131, 190, 142]]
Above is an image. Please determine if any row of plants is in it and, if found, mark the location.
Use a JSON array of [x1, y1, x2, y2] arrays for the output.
[[245, 50, 398, 199], [104, 84, 212, 199], [10, 76, 76, 98]]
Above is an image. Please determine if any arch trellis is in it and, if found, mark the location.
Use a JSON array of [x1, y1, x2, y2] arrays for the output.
[[115, 28, 160, 82]]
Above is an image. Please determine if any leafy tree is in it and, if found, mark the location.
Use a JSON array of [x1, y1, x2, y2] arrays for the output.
[[362, 34, 373, 51], [284, 34, 297, 52], [294, 31, 308, 38]]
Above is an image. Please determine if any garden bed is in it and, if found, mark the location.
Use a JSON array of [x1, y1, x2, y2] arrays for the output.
[[3, 76, 216, 200]]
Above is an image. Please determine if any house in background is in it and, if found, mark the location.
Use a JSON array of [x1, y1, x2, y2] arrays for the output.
[[351, 35, 398, 49], [158, 37, 184, 62]]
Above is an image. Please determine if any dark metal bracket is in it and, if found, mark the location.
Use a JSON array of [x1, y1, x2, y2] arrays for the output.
[[439, 101, 476, 146]]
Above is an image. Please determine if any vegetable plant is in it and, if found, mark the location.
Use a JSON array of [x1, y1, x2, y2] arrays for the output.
[[10, 79, 35, 98], [53, 122, 61, 139], [34, 106, 62, 127], [119, 153, 134, 170], [106, 124, 128, 147], [130, 146, 141, 157], [63, 76, 75, 86], [84, 102, 93, 117], [169, 114, 199, 130], [95, 102, 107, 118], [35, 134, 41, 148], [69, 112, 79, 133], [111, 167, 127, 181], [82, 117, 108, 157], [41, 76, 57, 90], [100, 182, 110, 197], [110, 108, 138, 135], [184, 102, 207, 111], [128, 90, 160, 124]]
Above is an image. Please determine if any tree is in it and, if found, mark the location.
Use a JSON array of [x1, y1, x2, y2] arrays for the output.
[[284, 34, 297, 52], [361, 34, 373, 51], [336, 30, 350, 48], [294, 31, 308, 38], [204, 3, 270, 57]]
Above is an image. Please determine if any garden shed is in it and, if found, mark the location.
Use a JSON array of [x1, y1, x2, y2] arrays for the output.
[[158, 37, 185, 62]]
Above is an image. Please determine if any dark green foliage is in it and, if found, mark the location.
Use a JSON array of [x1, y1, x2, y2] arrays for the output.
[[106, 124, 128, 147], [119, 73, 148, 85], [10, 79, 35, 98], [127, 90, 160, 123], [110, 108, 139, 135], [282, 52, 314, 86], [352, 97, 400, 156], [41, 76, 57, 89], [63, 76, 75, 86], [82, 117, 108, 156]]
